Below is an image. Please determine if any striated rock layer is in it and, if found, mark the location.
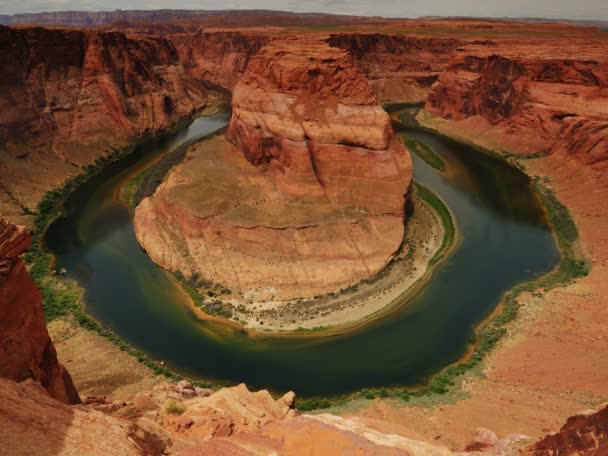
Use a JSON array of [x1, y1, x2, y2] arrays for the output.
[[135, 36, 412, 301], [527, 403, 608, 456], [170, 30, 269, 90], [422, 40, 608, 166], [0, 218, 80, 404], [327, 33, 463, 103], [0, 25, 213, 217]]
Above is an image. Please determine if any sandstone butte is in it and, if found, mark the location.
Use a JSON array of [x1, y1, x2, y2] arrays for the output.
[[1, 14, 608, 455], [1, 215, 608, 454], [134, 35, 413, 300]]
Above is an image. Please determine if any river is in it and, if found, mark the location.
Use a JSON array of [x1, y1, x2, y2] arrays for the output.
[[46, 110, 559, 396]]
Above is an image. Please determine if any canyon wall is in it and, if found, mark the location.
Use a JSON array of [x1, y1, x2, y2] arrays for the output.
[[134, 35, 412, 301], [422, 40, 608, 165], [170, 30, 269, 90], [327, 33, 463, 103], [0, 25, 212, 217], [0, 218, 79, 404]]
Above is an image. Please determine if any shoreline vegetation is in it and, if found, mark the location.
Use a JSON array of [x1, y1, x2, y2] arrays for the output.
[[24, 100, 588, 411]]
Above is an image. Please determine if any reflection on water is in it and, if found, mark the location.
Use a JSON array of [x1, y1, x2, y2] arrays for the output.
[[46, 110, 559, 396]]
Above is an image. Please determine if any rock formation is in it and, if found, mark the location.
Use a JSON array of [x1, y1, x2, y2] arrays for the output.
[[134, 36, 412, 301], [0, 25, 212, 216], [170, 30, 269, 91], [327, 33, 462, 103], [0, 378, 168, 456], [0, 218, 80, 404], [527, 403, 608, 456], [422, 40, 608, 165]]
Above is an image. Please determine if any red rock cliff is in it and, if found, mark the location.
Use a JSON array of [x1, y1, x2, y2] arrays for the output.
[[527, 403, 608, 455], [0, 25, 213, 216], [327, 33, 462, 103], [422, 40, 608, 166], [0, 218, 80, 404]]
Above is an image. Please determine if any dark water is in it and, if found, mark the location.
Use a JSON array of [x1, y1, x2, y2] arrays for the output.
[[46, 111, 559, 397]]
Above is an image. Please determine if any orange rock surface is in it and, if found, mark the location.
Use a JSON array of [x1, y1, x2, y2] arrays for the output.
[[327, 33, 462, 103], [134, 35, 412, 300], [0, 25, 211, 216], [424, 39, 608, 164], [171, 30, 269, 90], [0, 218, 80, 405]]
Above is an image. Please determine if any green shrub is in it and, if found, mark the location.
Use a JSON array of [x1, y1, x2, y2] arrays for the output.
[[297, 399, 331, 411], [403, 137, 445, 171], [165, 400, 186, 415]]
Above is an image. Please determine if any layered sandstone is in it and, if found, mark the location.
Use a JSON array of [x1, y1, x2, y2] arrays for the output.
[[0, 25, 212, 217], [170, 30, 269, 90], [422, 39, 608, 165], [528, 403, 608, 455], [135, 36, 412, 301], [328, 33, 463, 103], [0, 218, 80, 404]]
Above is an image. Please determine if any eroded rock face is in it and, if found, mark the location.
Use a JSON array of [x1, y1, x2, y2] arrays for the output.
[[423, 41, 608, 165], [0, 378, 167, 456], [171, 30, 269, 91], [135, 36, 412, 301], [526, 403, 608, 456], [0, 218, 80, 404], [0, 25, 212, 214], [327, 33, 462, 103], [91, 381, 297, 449]]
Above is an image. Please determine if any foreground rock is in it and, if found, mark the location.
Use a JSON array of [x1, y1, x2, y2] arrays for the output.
[[0, 218, 80, 404], [135, 36, 412, 301], [527, 403, 608, 455], [0, 378, 167, 456]]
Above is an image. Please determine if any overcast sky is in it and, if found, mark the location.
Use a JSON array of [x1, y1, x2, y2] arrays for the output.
[[1, 0, 607, 20]]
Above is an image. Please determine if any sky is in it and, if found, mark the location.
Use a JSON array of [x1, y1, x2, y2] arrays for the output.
[[1, 0, 607, 21]]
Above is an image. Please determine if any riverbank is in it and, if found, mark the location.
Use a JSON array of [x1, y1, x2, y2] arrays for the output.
[[40, 102, 569, 407], [28, 107, 228, 398], [340, 108, 606, 450], [124, 127, 454, 335], [179, 182, 452, 336]]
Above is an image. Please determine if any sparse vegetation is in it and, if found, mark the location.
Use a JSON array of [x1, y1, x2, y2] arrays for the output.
[[403, 137, 445, 171], [293, 325, 330, 334], [296, 398, 332, 412], [414, 182, 454, 266], [165, 400, 186, 415]]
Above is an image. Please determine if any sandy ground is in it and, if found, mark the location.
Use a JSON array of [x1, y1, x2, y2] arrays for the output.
[[48, 318, 163, 401], [343, 123, 608, 451], [231, 195, 446, 332]]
